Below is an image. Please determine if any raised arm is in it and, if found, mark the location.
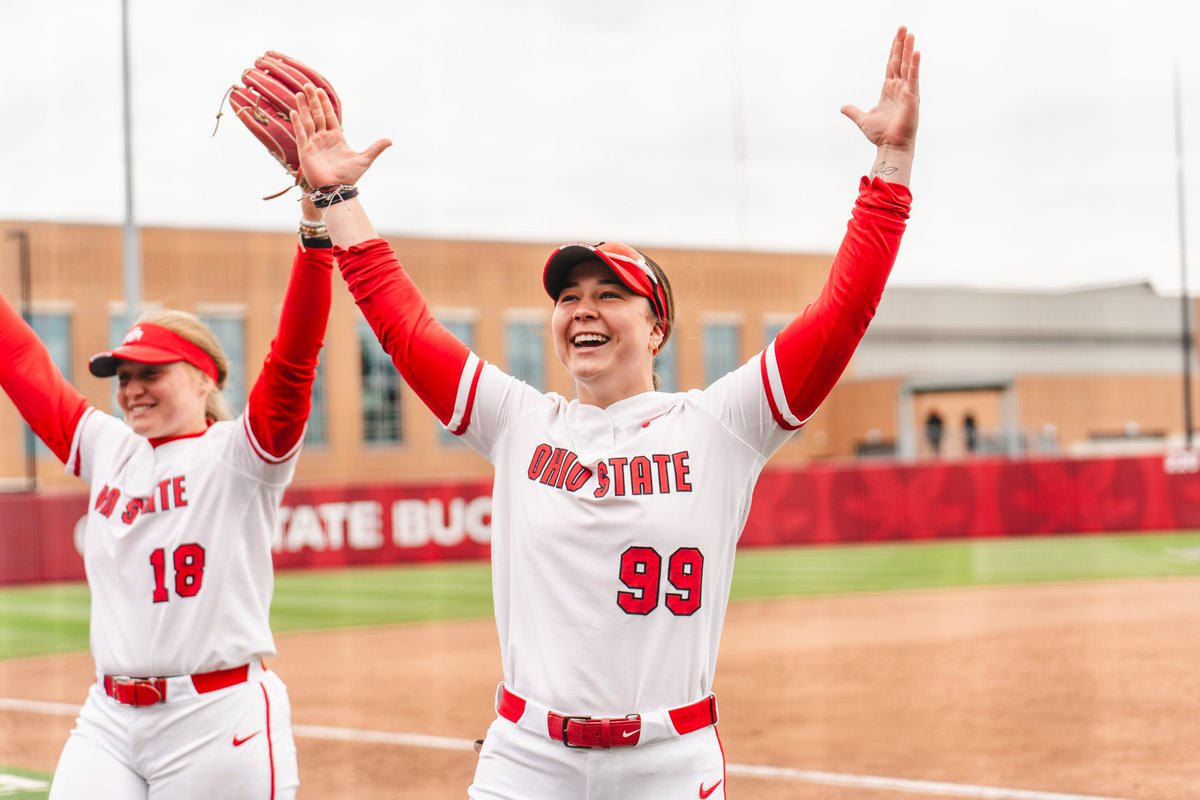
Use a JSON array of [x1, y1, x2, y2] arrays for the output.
[[764, 179, 910, 429], [763, 28, 919, 429], [290, 84, 472, 427], [0, 292, 89, 464], [243, 195, 333, 461]]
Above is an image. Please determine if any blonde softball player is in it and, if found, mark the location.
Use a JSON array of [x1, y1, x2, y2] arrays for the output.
[[293, 25, 919, 799], [0, 197, 333, 799]]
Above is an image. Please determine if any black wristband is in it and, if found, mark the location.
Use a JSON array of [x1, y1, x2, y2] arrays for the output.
[[310, 185, 359, 209]]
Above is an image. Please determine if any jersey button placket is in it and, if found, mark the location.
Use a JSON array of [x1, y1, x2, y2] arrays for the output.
[[573, 405, 615, 464]]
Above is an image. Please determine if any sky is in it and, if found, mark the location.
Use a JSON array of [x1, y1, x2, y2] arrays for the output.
[[5, 0, 1200, 294]]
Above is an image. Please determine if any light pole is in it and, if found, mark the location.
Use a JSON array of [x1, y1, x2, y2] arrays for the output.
[[121, 0, 142, 330], [1175, 64, 1195, 449]]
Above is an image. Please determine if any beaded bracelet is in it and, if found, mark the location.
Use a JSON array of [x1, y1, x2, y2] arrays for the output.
[[298, 217, 331, 250], [299, 218, 329, 238], [307, 184, 359, 209]]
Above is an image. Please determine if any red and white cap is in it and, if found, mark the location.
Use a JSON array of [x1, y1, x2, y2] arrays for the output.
[[543, 241, 669, 324], [89, 323, 220, 383]]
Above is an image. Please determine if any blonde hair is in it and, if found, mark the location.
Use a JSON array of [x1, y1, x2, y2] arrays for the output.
[[135, 309, 234, 422]]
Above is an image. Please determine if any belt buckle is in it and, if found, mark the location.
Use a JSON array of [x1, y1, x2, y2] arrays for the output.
[[561, 715, 592, 749], [111, 676, 164, 705]]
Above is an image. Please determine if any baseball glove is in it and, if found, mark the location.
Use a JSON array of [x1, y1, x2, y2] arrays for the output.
[[220, 51, 343, 198]]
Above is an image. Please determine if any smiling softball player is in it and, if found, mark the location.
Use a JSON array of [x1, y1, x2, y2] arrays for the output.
[[291, 25, 919, 800], [0, 52, 347, 798], [0, 186, 332, 800]]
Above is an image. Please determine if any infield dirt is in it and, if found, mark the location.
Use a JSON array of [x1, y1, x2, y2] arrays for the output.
[[2, 578, 1197, 799]]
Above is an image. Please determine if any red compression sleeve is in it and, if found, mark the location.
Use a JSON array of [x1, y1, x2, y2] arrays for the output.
[[0, 293, 88, 464], [769, 177, 911, 426], [335, 239, 470, 426], [245, 243, 333, 459]]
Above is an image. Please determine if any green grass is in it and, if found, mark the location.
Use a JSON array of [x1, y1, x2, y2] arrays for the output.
[[1, 532, 1197, 661], [728, 530, 1200, 600], [0, 767, 52, 799], [0, 583, 91, 660], [270, 561, 494, 633]]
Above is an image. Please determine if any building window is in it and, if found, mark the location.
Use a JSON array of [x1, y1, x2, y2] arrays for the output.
[[109, 312, 130, 348], [32, 313, 72, 382], [506, 314, 545, 390], [198, 313, 246, 415], [654, 337, 678, 393], [763, 316, 789, 348], [304, 358, 327, 446], [437, 314, 475, 446], [30, 312, 72, 456], [359, 317, 401, 444], [703, 320, 740, 386]]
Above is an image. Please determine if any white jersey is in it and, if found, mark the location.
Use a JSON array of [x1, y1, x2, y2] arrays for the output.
[[67, 407, 300, 677], [453, 352, 792, 715], [334, 177, 910, 726]]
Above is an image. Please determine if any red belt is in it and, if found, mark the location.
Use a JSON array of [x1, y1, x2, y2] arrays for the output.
[[498, 684, 718, 749], [102, 663, 252, 706]]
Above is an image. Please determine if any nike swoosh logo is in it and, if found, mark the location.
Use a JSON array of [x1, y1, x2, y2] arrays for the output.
[[699, 780, 723, 799], [232, 731, 261, 747], [621, 729, 638, 738]]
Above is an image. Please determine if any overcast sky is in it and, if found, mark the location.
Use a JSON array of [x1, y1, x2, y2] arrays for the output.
[[5, 0, 1200, 293]]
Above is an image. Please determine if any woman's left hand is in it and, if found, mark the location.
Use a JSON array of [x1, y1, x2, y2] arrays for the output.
[[292, 84, 392, 190], [841, 26, 920, 153]]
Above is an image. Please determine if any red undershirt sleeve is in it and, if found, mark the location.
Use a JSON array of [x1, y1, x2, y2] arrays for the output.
[[0, 293, 89, 464], [767, 177, 911, 427], [245, 243, 333, 460], [334, 239, 471, 426]]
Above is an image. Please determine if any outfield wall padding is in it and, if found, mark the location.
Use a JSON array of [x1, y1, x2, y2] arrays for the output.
[[739, 454, 1200, 546], [2, 453, 1196, 584]]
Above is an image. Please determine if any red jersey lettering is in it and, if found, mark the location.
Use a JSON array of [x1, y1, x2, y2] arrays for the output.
[[95, 485, 121, 518], [672, 451, 692, 492], [594, 461, 610, 498], [563, 461, 592, 492], [556, 451, 579, 489], [608, 457, 629, 496], [121, 497, 145, 525], [629, 456, 653, 495], [652, 454, 673, 490], [527, 445, 696, 497], [528, 444, 553, 479], [172, 476, 188, 508]]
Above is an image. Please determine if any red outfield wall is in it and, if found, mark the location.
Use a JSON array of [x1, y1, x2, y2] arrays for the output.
[[2, 453, 1197, 585]]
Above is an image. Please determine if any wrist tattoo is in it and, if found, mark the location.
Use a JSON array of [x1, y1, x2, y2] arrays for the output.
[[873, 161, 899, 176]]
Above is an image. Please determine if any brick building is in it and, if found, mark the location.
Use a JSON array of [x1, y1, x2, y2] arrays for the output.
[[1, 221, 1195, 491]]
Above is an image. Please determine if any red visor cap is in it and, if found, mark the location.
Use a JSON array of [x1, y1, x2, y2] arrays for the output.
[[89, 323, 220, 383], [543, 241, 668, 324]]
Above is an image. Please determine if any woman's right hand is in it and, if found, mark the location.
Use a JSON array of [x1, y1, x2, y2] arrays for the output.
[[292, 83, 392, 189]]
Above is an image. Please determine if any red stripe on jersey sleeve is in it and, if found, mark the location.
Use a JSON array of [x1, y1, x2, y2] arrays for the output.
[[71, 408, 96, 476], [242, 411, 299, 465], [245, 244, 333, 461], [452, 358, 485, 436], [770, 177, 910, 426], [335, 239, 471, 426], [759, 350, 802, 431], [0, 292, 89, 464]]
